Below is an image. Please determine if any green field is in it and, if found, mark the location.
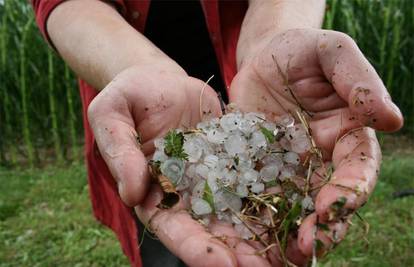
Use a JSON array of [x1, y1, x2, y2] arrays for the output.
[[1, 142, 413, 267]]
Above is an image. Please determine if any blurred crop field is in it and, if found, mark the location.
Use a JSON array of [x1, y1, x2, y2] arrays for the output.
[[0, 0, 413, 266]]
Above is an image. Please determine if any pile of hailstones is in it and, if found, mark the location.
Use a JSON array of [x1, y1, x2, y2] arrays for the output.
[[152, 110, 315, 239]]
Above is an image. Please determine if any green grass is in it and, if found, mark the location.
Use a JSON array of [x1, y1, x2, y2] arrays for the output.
[[1, 148, 413, 266], [320, 153, 414, 267], [0, 163, 129, 267]]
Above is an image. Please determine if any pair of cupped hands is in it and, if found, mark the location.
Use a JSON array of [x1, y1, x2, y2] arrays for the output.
[[88, 29, 403, 267]]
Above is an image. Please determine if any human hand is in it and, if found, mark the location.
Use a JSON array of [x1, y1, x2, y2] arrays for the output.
[[88, 66, 284, 267], [230, 28, 404, 265]]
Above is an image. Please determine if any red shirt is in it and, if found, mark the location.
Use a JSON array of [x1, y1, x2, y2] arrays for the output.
[[31, 1, 247, 266]]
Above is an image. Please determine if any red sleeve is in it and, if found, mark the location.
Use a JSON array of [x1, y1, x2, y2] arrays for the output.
[[30, 0, 127, 46]]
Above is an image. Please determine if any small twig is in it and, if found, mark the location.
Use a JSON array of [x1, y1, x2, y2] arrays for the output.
[[230, 209, 269, 247], [272, 55, 312, 117], [199, 75, 215, 119], [255, 243, 278, 256], [355, 211, 370, 243], [305, 158, 313, 197], [311, 216, 319, 267], [217, 91, 226, 114]]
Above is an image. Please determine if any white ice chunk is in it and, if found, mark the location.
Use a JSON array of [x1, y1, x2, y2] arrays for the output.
[[154, 138, 165, 150], [220, 113, 242, 132], [214, 190, 242, 212], [244, 112, 266, 124], [278, 114, 295, 127], [195, 164, 209, 179], [261, 154, 284, 169], [204, 154, 219, 169], [206, 129, 227, 144], [240, 169, 259, 184], [185, 164, 197, 178], [207, 172, 220, 193], [250, 183, 265, 194], [231, 214, 243, 224], [221, 169, 237, 186], [160, 158, 185, 185], [192, 180, 206, 198], [183, 136, 207, 162], [152, 150, 168, 162], [260, 165, 280, 182], [236, 184, 249, 197], [176, 176, 190, 191], [234, 224, 254, 240], [234, 153, 253, 171], [301, 195, 315, 211], [249, 131, 267, 150], [283, 151, 300, 165], [279, 165, 296, 181], [224, 134, 247, 156], [191, 197, 212, 215], [286, 125, 311, 153]]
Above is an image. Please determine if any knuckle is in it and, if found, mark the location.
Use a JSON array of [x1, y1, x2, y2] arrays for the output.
[[333, 31, 356, 46], [87, 97, 101, 124]]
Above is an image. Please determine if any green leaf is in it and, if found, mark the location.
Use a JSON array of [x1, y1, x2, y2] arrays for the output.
[[203, 182, 215, 211], [279, 201, 302, 250], [164, 130, 188, 160], [315, 239, 325, 252], [265, 180, 278, 187], [234, 156, 239, 166], [316, 222, 330, 232], [331, 196, 347, 210], [260, 127, 275, 144]]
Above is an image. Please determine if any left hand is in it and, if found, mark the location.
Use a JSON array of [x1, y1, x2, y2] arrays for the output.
[[229, 28, 403, 265]]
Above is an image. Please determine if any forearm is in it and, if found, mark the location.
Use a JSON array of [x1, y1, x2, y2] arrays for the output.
[[47, 0, 184, 90], [237, 0, 326, 68]]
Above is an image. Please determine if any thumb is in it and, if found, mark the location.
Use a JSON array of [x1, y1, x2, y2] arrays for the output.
[[317, 30, 403, 132], [88, 86, 149, 207]]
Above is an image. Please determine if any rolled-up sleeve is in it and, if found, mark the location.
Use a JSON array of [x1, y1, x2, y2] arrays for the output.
[[30, 0, 126, 45], [30, 0, 65, 44]]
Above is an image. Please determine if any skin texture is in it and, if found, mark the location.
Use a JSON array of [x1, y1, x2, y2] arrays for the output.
[[46, 0, 404, 266]]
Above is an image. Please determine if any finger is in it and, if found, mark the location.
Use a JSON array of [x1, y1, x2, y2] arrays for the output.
[[138, 77, 223, 155], [285, 236, 309, 267], [314, 127, 381, 222], [310, 107, 365, 156], [317, 30, 403, 131], [208, 222, 273, 267], [291, 77, 348, 112], [88, 86, 149, 207], [135, 185, 237, 267], [297, 213, 349, 257]]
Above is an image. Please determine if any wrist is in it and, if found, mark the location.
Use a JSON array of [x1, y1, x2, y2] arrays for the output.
[[237, 0, 325, 69]]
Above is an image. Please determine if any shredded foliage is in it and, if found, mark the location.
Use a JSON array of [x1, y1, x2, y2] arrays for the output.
[[164, 130, 188, 160], [260, 127, 276, 144], [203, 182, 215, 211]]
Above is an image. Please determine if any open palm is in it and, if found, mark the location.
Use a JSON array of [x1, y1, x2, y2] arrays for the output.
[[230, 29, 403, 264]]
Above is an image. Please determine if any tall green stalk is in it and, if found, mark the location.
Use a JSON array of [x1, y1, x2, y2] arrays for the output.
[[64, 65, 79, 160], [19, 16, 35, 167], [48, 51, 64, 163], [1, 0, 17, 165], [385, 10, 402, 94], [379, 5, 391, 79], [324, 0, 338, 30]]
